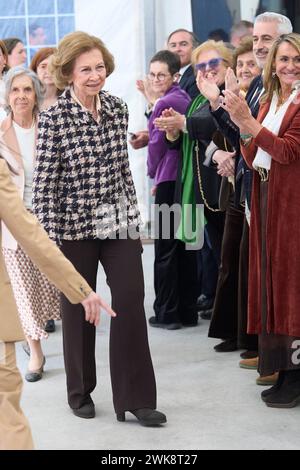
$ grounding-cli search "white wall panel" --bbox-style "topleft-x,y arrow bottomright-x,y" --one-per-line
240,0 -> 260,21
154,0 -> 193,49
74,0 -> 149,222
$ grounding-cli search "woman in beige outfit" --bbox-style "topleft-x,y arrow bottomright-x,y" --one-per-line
0,157 -> 115,450
0,66 -> 61,381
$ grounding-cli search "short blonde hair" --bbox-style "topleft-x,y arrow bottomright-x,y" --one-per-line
191,40 -> 233,71
50,31 -> 115,90
262,33 -> 300,104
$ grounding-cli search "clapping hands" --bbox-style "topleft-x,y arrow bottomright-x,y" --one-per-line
136,78 -> 161,105
220,90 -> 251,128
225,68 -> 240,96
154,108 -> 185,140
196,71 -> 220,109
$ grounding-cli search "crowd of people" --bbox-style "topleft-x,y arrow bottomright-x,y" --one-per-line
1,10 -> 300,450
130,11 -> 300,411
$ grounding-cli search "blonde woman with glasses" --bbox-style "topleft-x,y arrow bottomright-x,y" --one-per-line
155,41 -> 233,326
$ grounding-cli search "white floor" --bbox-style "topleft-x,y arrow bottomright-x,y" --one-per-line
17,245 -> 300,450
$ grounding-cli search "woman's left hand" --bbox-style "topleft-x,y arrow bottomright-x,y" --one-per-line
81,291 -> 116,327
221,90 -> 251,127
225,68 -> 240,96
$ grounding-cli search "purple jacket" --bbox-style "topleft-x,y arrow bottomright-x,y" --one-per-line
147,84 -> 191,184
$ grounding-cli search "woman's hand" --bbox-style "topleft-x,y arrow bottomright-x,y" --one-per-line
151,186 -> 157,197
196,71 -> 220,109
81,291 -> 116,327
213,149 -> 236,178
221,90 -> 252,127
154,108 -> 185,132
129,130 -> 149,150
225,68 -> 240,96
221,90 -> 263,138
136,78 -> 160,104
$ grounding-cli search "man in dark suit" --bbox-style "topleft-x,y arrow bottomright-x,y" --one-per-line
167,29 -> 199,99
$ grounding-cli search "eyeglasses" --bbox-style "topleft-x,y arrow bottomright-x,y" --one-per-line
148,72 -> 172,82
195,58 -> 223,73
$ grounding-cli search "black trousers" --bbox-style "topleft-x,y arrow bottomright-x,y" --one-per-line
60,237 -> 156,414
197,228 -> 219,298
154,181 -> 198,325
204,208 -> 225,266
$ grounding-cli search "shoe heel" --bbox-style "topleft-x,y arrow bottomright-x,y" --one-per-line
116,412 -> 125,422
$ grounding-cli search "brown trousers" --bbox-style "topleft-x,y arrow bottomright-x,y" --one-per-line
208,202 -> 244,340
0,342 -> 34,450
60,238 -> 156,414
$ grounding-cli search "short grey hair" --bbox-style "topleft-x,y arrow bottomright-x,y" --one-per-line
4,66 -> 45,114
255,12 -> 293,36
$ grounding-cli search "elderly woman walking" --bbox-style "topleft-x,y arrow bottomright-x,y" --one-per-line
33,32 -> 166,425
0,67 -> 61,382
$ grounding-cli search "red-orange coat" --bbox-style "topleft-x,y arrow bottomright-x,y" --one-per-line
242,98 -> 300,337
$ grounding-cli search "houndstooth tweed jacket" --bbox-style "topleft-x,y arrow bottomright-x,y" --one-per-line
32,88 -> 140,243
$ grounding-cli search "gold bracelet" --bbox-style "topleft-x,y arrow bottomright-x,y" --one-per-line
166,132 -> 180,142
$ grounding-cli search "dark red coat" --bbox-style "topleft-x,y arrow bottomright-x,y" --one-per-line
242,98 -> 300,337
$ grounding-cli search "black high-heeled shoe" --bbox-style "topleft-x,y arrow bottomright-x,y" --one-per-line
117,408 -> 167,426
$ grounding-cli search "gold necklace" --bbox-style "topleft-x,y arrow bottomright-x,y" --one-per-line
278,92 -> 290,106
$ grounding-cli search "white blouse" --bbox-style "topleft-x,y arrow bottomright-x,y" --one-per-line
13,120 -> 36,209
253,91 -> 297,171
0,80 -> 7,123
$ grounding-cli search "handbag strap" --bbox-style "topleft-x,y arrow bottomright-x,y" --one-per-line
195,142 -> 222,213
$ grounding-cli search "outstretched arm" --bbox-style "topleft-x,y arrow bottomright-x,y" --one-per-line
0,160 -> 116,326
